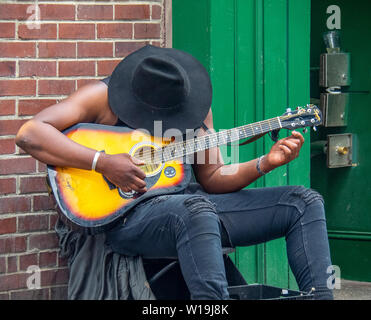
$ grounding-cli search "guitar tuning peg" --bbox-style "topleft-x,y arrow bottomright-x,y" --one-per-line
313,126 -> 317,132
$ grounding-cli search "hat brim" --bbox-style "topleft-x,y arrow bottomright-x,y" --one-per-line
108,45 -> 212,136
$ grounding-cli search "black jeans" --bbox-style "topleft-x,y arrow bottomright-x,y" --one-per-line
105,183 -> 334,300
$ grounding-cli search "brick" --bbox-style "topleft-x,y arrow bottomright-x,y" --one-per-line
20,176 -> 48,194
0,257 -> 5,274
97,59 -> 121,76
0,273 -> 28,291
0,61 -> 16,77
58,255 -> 68,268
78,42 -> 113,58
0,217 -> 17,235
134,23 -> 161,39
97,23 -> 132,39
41,268 -> 69,286
0,197 -> 31,214
11,288 -> 50,300
76,78 -> 98,89
18,23 -> 57,40
0,178 -> 16,195
115,41 -> 147,57
39,251 -> 57,268
0,236 -> 27,254
38,80 -> 75,96
0,139 -> 16,155
49,213 -> 58,230
0,42 -> 36,58
37,161 -> 47,173
19,99 -> 57,116
0,157 -> 36,175
0,119 -> 28,135
151,41 -> 162,47
59,61 -> 95,77
33,195 -> 56,212
152,5 -> 162,19
29,233 -> 59,250
50,286 -> 68,300
59,23 -> 95,40
7,256 -> 17,273
115,5 -> 150,20
0,4 -> 29,20
39,42 -> 76,58
0,23 -> 15,38
18,214 -> 49,232
39,4 -> 75,21
19,61 -> 56,77
77,5 -> 113,20
0,100 -> 15,116
19,253 -> 38,271
0,80 -> 36,96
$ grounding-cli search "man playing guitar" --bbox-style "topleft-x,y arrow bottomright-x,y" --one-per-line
16,45 -> 333,300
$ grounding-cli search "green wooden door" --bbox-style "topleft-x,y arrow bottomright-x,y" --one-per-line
310,0 -> 371,282
173,0 -> 311,289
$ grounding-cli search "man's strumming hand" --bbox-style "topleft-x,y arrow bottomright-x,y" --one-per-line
96,153 -> 147,193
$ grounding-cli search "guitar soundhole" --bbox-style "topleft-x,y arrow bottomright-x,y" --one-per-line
132,145 -> 162,176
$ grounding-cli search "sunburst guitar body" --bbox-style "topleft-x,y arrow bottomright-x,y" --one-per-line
47,123 -> 192,233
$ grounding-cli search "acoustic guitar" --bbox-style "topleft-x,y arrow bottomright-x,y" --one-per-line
47,105 -> 322,233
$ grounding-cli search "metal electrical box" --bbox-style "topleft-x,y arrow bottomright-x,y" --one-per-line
320,53 -> 351,87
320,93 -> 349,127
327,133 -> 353,168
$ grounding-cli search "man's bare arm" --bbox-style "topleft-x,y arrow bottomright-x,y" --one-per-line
16,81 -> 147,193
16,81 -> 110,170
192,109 -> 304,193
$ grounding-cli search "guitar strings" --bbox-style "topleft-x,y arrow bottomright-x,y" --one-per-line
137,117 -> 281,164
135,117 -> 283,164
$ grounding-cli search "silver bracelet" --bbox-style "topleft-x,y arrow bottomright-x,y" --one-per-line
91,151 -> 101,171
256,155 -> 268,176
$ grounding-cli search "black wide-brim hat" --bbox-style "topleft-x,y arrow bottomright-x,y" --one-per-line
108,45 -> 212,136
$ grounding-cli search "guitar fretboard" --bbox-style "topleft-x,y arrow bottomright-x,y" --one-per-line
158,117 -> 282,162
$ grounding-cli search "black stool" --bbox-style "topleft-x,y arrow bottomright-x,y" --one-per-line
142,247 -> 247,299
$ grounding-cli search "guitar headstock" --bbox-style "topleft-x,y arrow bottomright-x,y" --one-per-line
279,104 -> 322,131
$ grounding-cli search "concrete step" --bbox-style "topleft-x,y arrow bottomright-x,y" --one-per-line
333,279 -> 371,300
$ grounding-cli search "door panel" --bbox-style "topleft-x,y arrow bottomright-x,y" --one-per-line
310,0 -> 371,281
173,0 -> 311,289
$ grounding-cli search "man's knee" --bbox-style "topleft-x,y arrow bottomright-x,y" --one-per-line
281,186 -> 325,220
183,195 -> 217,215
174,195 -> 221,237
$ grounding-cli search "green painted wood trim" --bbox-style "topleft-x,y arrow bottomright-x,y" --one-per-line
328,230 -> 371,241
287,0 -> 311,291
262,0 -> 290,289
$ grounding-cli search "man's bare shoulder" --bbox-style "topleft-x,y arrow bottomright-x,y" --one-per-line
33,80 -> 118,131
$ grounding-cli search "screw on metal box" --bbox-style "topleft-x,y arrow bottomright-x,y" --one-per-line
327,133 -> 353,168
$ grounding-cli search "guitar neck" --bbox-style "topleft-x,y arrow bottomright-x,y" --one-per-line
161,117 -> 283,162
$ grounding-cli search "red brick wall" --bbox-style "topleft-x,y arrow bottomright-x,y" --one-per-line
0,0 -> 167,300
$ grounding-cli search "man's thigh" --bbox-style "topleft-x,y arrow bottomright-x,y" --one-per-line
105,193 -> 218,258
199,185 -> 305,247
